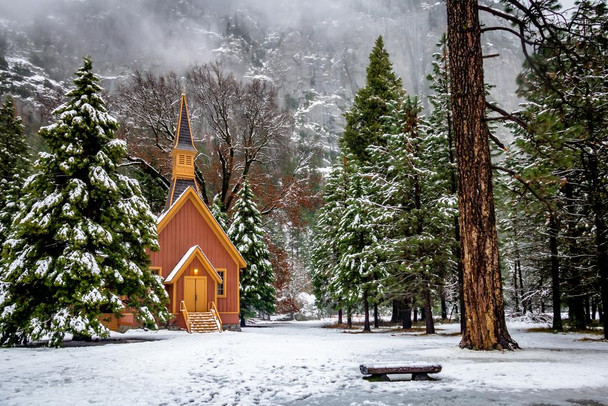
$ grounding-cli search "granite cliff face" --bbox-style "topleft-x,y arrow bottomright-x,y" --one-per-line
0,0 -> 523,163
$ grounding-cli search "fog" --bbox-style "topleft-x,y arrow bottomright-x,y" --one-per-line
0,0 -> 578,123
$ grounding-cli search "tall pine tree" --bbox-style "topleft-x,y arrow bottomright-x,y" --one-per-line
0,57 -> 169,347
0,96 -> 30,245
228,179 -> 276,326
340,35 -> 403,163
310,161 -> 349,321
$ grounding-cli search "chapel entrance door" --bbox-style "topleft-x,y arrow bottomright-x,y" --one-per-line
184,277 -> 207,312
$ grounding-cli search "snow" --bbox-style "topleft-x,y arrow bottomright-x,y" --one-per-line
164,245 -> 198,283
0,321 -> 606,405
164,245 -> 221,284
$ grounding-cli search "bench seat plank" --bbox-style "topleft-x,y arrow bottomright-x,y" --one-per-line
359,364 -> 442,375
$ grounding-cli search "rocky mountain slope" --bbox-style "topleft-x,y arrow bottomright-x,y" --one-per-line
0,0 -> 525,165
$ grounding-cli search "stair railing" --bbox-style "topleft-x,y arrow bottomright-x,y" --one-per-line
209,301 -> 223,333
180,300 -> 192,334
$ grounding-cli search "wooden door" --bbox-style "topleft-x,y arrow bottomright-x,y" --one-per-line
184,277 -> 207,312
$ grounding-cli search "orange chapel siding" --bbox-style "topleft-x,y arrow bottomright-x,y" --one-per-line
149,198 -> 239,315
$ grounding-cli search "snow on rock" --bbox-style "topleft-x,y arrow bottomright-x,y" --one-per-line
0,321 -> 607,405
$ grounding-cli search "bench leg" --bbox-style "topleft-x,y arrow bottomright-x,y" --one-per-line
411,372 -> 436,381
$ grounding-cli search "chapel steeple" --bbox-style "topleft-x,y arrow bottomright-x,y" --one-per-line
166,90 -> 199,208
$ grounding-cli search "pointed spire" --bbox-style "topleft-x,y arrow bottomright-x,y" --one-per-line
166,91 -> 200,209
174,92 -> 196,151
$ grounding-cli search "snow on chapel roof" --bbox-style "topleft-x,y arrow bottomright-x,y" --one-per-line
164,245 -> 223,284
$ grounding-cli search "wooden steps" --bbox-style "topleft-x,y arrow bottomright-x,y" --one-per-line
189,312 -> 220,333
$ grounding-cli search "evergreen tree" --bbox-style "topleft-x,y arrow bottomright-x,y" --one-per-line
332,157 -> 383,332
340,36 -> 403,163
332,35 -> 402,331
366,96 -> 456,334
228,179 -> 276,326
514,0 -> 608,336
425,34 -> 463,327
0,57 -> 169,347
310,161 -> 349,319
210,193 -> 229,232
0,96 -> 30,244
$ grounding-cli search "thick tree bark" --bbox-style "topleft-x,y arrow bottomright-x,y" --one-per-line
549,215 -> 563,331
440,290 -> 448,321
391,299 -> 406,323
402,298 -> 413,329
447,0 -> 518,350
338,308 -> 343,325
347,307 -> 352,329
363,290 -> 371,332
424,287 -> 436,334
373,303 -> 379,328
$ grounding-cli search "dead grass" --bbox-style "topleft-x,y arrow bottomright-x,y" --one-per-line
576,337 -> 608,342
526,326 -> 605,336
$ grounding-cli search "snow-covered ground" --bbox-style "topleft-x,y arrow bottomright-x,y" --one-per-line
1,320 -> 607,405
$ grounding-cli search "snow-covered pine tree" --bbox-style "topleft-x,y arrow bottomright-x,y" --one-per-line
424,36 -> 462,325
334,36 -> 402,330
366,95 -> 456,334
331,156 -> 383,332
0,96 -> 30,245
0,57 -> 169,347
311,160 -> 350,323
340,35 -> 402,163
210,193 -> 229,232
228,179 -> 276,326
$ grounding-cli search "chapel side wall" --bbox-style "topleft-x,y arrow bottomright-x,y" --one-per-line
216,261 -> 239,315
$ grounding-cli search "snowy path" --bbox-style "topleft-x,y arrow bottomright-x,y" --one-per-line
1,321 -> 607,405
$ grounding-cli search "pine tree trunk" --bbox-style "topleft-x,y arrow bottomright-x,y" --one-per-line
513,260 -> 520,313
391,299 -> 406,323
373,303 -> 379,328
585,119 -> 608,339
590,171 -> 608,338
549,215 -> 563,330
517,257 -> 526,313
413,306 -> 418,323
338,308 -> 343,325
403,298 -> 412,329
441,290 -> 448,321
363,289 -> 371,332
424,287 -> 436,334
447,0 -> 518,350
563,182 -> 587,331
347,307 -> 352,329
240,315 -> 246,327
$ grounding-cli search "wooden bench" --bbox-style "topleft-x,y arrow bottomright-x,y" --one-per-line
359,364 -> 442,381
